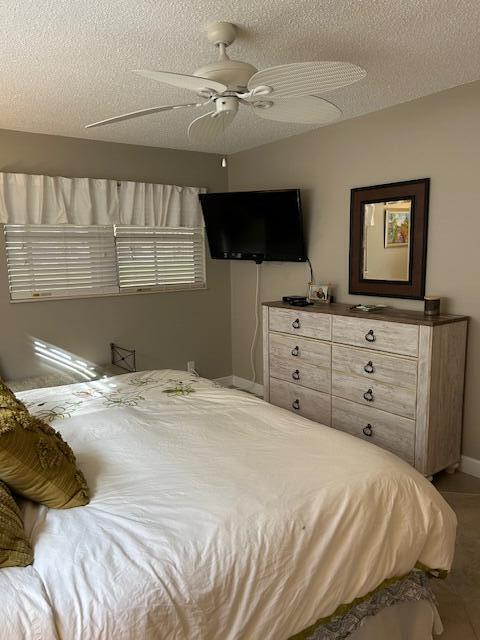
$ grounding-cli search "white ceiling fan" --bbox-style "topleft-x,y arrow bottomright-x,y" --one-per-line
85,21 -> 366,143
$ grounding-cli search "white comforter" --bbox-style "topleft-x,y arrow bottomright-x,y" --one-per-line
2,370 -> 455,640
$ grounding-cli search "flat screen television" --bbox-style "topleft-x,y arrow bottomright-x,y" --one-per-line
199,189 -> 307,263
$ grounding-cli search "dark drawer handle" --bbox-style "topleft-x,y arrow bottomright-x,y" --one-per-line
292,369 -> 300,381
363,388 -> 374,402
364,361 -> 375,374
363,424 -> 373,437
292,319 -> 301,329
291,345 -> 299,357
365,329 -> 376,342
292,399 -> 300,410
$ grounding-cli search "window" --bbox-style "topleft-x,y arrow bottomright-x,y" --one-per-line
3,224 -> 206,301
4,225 -> 118,300
115,226 -> 206,293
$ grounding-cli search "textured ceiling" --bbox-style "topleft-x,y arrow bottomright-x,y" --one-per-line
2,0 -> 480,154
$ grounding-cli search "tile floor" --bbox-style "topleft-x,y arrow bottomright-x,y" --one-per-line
432,471 -> 480,639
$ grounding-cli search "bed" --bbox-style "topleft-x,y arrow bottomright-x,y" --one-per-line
2,370 -> 455,640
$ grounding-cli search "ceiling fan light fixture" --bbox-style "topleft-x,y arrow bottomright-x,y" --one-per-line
214,95 -> 239,114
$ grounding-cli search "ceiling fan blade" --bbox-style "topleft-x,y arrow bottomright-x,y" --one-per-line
188,110 -> 237,143
254,95 -> 341,125
248,62 -> 366,99
133,69 -> 227,94
85,102 -> 204,129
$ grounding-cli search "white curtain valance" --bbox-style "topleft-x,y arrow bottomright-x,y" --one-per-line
0,173 -> 205,227
118,181 -> 204,227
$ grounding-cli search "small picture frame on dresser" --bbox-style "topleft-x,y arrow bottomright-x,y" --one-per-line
307,282 -> 331,304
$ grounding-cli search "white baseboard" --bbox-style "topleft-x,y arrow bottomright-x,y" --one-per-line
214,375 -> 264,397
460,455 -> 480,478
232,375 -> 264,396
213,375 -> 233,387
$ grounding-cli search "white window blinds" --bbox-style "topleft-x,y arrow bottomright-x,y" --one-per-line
115,226 -> 206,292
4,225 -> 118,300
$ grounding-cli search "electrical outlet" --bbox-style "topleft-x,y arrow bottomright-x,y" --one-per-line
187,360 -> 196,373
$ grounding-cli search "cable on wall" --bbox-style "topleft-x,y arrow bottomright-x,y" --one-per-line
306,256 -> 314,282
249,262 -> 261,389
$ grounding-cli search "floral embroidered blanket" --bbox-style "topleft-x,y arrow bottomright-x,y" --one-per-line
0,370 -> 455,640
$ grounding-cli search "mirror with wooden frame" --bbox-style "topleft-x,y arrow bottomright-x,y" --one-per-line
349,178 -> 430,299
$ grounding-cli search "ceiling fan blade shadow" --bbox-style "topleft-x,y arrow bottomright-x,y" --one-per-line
85,102 -> 205,129
133,70 -> 227,94
248,61 -> 366,99
188,110 -> 237,143
254,95 -> 341,125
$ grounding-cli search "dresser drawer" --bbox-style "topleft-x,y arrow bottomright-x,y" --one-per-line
270,378 -> 331,426
332,371 -> 416,419
332,344 -> 417,389
332,316 -> 419,357
269,307 -> 331,340
269,332 -> 331,368
332,397 -> 415,464
270,355 -> 330,393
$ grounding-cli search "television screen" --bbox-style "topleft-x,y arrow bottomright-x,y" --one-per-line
199,189 -> 306,263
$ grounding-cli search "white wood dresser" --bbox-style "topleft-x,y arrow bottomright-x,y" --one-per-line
262,302 -> 468,477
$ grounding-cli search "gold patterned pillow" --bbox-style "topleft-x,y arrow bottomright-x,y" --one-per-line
0,480 -> 33,568
0,380 -> 89,509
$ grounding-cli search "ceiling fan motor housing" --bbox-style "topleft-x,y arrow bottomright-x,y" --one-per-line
194,22 -> 258,91
193,59 -> 257,92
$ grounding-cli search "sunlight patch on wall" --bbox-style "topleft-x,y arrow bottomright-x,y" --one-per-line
33,339 -> 99,381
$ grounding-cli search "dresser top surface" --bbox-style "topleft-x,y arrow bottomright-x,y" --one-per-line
263,301 -> 468,327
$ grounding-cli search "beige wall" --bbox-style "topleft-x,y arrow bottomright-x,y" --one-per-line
0,129 -> 231,381
228,80 -> 480,460
1,82 -> 479,458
